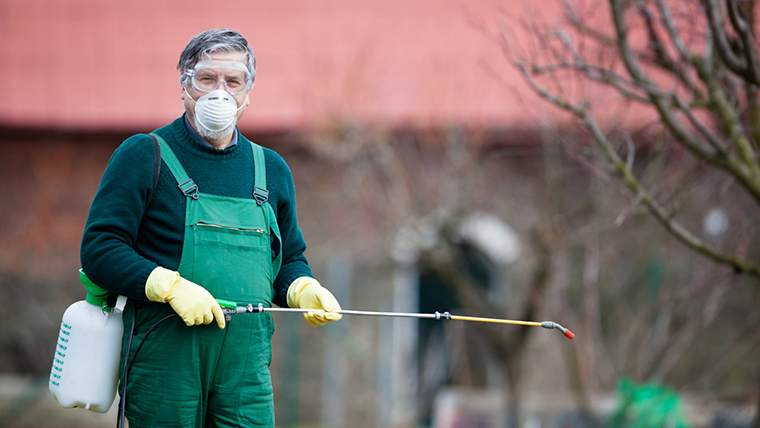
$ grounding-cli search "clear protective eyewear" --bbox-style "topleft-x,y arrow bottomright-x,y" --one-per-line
185,61 -> 254,95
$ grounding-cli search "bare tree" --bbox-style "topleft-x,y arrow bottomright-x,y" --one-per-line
499,0 -> 760,276
489,0 -> 760,425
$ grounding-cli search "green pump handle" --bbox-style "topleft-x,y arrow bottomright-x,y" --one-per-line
215,299 -> 238,310
79,269 -> 112,310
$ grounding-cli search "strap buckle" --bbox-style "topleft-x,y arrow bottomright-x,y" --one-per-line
253,186 -> 269,206
178,179 -> 199,200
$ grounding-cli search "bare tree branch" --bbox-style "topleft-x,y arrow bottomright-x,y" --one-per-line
746,83 -> 760,150
623,133 -> 635,171
638,2 -> 699,94
610,6 -> 724,162
531,61 -> 653,103
703,0 -> 753,81
513,54 -> 760,275
726,0 -> 760,83
562,0 -> 705,96
613,0 -> 760,204
654,0 -> 691,62
673,96 -> 728,153
527,13 -> 730,166
500,0 -> 760,275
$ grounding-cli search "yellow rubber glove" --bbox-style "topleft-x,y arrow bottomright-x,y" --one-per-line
145,266 -> 225,329
287,277 -> 343,327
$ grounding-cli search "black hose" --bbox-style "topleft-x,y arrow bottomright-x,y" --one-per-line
116,301 -> 136,428
117,301 -> 177,428
126,313 -> 177,374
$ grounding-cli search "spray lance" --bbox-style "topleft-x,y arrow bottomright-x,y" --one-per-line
216,299 -> 575,340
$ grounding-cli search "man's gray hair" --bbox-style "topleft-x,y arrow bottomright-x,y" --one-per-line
177,29 -> 256,87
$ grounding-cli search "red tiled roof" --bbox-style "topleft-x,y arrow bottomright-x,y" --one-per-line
0,0 -> 564,131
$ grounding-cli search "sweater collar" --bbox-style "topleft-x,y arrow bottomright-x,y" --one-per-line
183,114 -> 239,150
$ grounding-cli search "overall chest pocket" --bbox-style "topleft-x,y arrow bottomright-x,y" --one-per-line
189,221 -> 275,302
193,221 -> 269,250
193,221 -> 269,249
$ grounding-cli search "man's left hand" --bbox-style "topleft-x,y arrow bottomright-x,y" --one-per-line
287,277 -> 343,326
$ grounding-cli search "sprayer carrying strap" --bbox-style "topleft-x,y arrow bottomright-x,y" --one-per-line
149,133 -> 198,199
148,134 -> 161,194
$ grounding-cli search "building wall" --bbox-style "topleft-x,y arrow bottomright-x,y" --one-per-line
0,0 -> 560,131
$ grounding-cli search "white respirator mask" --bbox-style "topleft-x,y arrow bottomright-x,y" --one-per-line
185,88 -> 247,139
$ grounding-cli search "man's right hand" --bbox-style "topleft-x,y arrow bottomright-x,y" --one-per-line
145,267 -> 225,329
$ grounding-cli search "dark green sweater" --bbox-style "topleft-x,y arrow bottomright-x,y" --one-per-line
80,116 -> 312,307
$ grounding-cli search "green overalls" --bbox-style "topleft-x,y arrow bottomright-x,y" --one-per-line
121,134 -> 282,428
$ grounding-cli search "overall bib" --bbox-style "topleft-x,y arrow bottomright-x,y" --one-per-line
122,134 -> 282,428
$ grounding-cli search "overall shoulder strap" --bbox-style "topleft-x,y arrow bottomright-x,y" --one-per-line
250,141 -> 268,206
249,140 -> 281,270
150,133 -> 199,200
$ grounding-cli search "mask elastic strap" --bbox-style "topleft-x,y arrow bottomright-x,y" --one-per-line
238,94 -> 249,112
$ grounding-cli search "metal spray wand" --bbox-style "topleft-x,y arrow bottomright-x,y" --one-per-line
217,300 -> 575,340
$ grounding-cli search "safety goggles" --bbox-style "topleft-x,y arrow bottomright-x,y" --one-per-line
184,61 -> 254,95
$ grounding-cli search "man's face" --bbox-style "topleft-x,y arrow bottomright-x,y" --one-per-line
181,50 -> 252,131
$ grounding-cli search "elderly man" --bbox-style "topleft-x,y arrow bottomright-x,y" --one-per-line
80,28 -> 341,427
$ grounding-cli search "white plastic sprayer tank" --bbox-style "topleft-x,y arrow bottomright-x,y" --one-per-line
49,269 -> 123,413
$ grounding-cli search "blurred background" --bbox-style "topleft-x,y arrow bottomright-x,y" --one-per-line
1,0 -> 759,427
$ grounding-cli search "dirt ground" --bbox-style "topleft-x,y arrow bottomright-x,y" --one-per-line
0,375 -> 117,428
